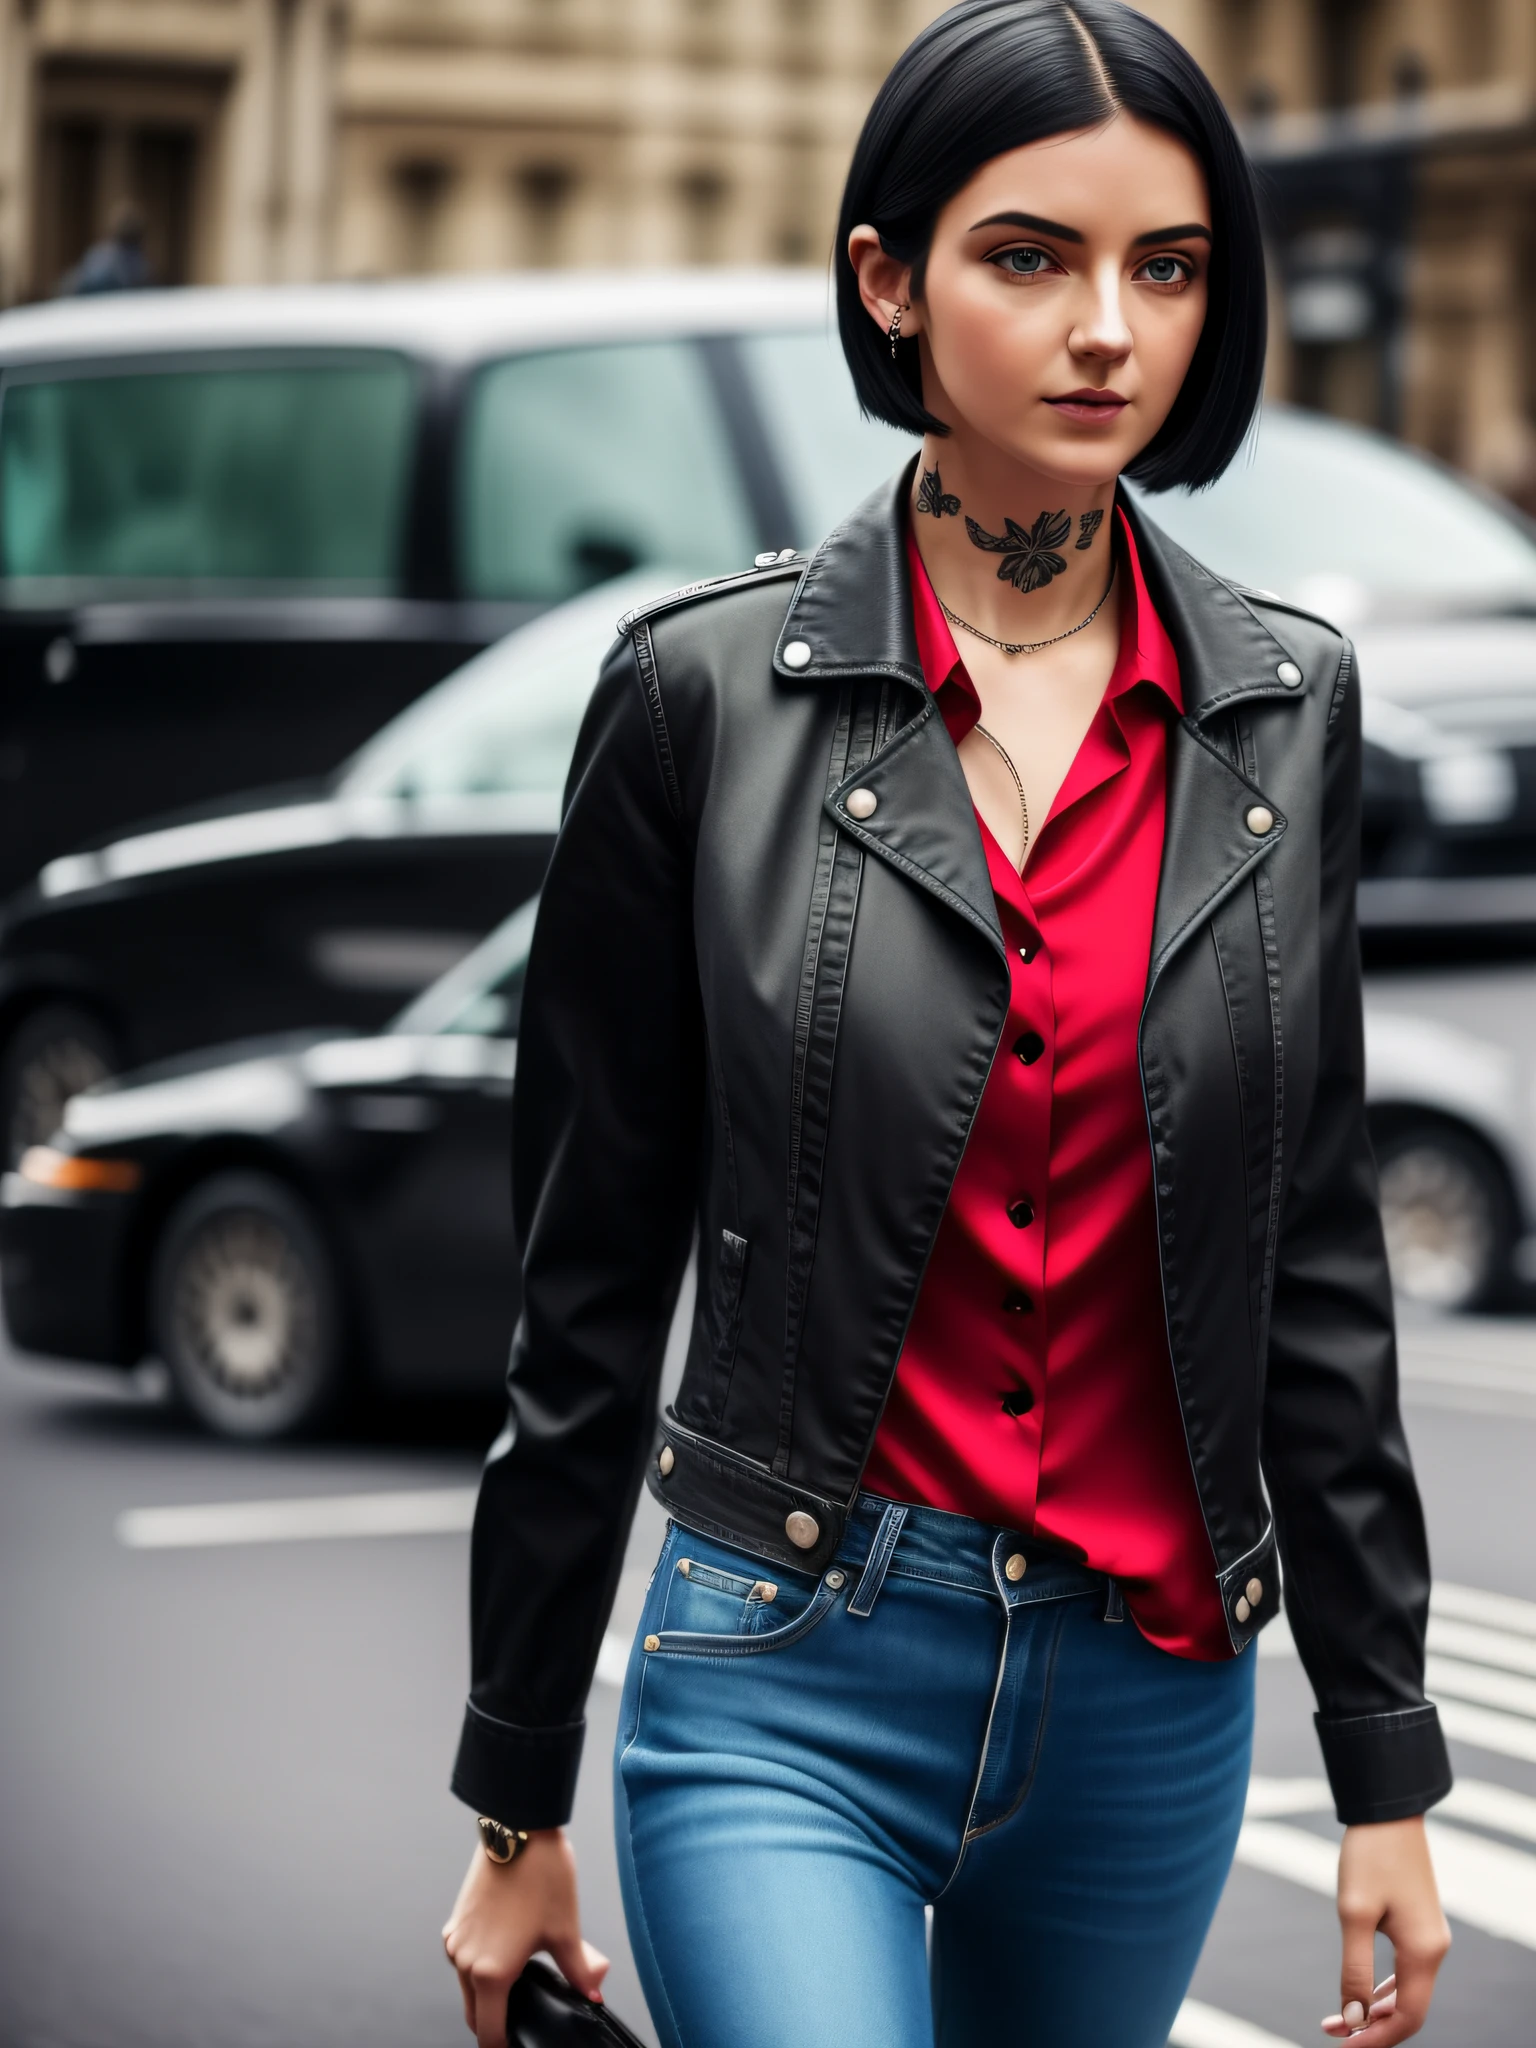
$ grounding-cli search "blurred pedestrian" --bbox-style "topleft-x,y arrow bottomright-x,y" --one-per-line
443,5 -> 1452,2046
60,200 -> 152,295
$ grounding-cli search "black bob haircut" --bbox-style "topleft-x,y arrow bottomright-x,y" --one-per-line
835,0 -> 1266,492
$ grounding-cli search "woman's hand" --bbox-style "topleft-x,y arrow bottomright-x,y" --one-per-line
443,1828 -> 610,2048
1321,1818 -> 1450,2042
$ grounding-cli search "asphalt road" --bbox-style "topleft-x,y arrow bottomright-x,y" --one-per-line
3,1303 -> 1535,2048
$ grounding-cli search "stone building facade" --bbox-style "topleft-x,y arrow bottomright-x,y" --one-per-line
0,0 -> 1532,498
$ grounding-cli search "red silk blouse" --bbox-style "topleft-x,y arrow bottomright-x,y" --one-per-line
861,508 -> 1231,1659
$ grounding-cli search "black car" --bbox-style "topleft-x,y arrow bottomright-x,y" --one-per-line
0,569 -> 685,1161
0,273 -> 910,894
0,902 -> 534,1439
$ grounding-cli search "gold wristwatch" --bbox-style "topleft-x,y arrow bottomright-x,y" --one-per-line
477,1816 -> 531,1866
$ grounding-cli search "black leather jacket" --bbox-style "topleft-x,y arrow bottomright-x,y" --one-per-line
453,469 -> 1451,1832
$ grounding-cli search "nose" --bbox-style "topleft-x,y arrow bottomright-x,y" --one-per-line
1069,258 -> 1133,363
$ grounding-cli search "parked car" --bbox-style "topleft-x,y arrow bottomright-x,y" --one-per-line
0,272 -> 913,895
0,568 -> 680,1160
1364,969 -> 1536,1312
0,900 -> 537,1438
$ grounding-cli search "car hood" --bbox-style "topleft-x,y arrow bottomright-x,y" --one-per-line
62,1028 -> 516,1147
31,782 -> 561,904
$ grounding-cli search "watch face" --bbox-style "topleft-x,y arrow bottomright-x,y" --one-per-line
478,1818 -> 513,1863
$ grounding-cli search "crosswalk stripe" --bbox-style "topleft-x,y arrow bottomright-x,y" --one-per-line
1429,1616 -> 1536,1678
1237,1813 -> 1536,1950
1434,1582 -> 1536,1638
1169,1998 -> 1302,2048
1434,1696 -> 1536,1764
1428,1652 -> 1536,1719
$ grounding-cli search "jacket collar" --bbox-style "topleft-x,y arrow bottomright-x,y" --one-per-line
774,456 -> 1315,723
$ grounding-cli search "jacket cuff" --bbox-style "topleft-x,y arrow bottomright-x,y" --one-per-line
1315,1703 -> 1453,1825
450,1701 -> 585,1831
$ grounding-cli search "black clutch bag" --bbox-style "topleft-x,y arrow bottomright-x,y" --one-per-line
506,1960 -> 648,2048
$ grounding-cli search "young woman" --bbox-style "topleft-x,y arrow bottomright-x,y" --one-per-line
443,6 -> 1452,2044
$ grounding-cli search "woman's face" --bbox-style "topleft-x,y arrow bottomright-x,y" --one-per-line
891,116 -> 1213,487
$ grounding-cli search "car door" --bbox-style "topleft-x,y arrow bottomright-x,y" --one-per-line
0,348 -> 494,896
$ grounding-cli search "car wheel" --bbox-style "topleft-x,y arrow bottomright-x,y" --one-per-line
1376,1121 -> 1514,1314
153,1172 -> 345,1441
1,1003 -> 117,1165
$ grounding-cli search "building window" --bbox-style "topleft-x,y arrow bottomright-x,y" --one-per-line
1315,0 -> 1378,110
392,158 -> 454,273
517,164 -> 575,268
678,169 -> 728,265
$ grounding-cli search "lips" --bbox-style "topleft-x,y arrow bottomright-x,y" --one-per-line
1046,390 -> 1129,422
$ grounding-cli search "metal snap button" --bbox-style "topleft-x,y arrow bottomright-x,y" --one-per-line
825,1570 -> 845,1590
785,1510 -> 820,1549
776,548 -> 798,563
1276,660 -> 1303,687
782,640 -> 812,669
845,787 -> 878,819
1234,1596 -> 1252,1624
1246,1578 -> 1264,1604
677,1558 -> 691,1576
658,1445 -> 675,1477
754,551 -> 779,568
1245,805 -> 1275,836
1004,1552 -> 1028,1582
644,1634 -> 661,1652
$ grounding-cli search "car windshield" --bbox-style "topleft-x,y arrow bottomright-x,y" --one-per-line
1131,407 -> 1536,624
391,896 -> 539,1038
0,354 -> 416,602
340,567 -> 682,803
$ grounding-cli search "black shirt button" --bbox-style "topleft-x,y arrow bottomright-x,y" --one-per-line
1013,1030 -> 1046,1065
1003,1289 -> 1034,1315
1000,1387 -> 1034,1416
1007,1197 -> 1035,1229
1017,937 -> 1039,963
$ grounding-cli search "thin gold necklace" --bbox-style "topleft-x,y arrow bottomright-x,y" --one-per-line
972,723 -> 1030,856
937,563 -> 1116,656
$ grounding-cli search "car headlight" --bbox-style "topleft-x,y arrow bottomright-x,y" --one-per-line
19,1146 -> 141,1192
1419,748 -> 1518,827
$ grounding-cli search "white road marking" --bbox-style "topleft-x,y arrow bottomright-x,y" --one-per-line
1429,1615 -> 1536,1677
1169,1998 -> 1303,2048
1434,1697 -> 1536,1765
1237,1812 -> 1536,1950
1434,1581 -> 1536,1639
1427,1652 -> 1536,1719
116,1486 -> 477,1548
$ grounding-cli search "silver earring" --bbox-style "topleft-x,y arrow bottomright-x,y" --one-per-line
888,304 -> 907,358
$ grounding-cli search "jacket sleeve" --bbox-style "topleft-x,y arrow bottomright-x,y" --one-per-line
1261,640 -> 1452,1826
451,631 -> 702,1829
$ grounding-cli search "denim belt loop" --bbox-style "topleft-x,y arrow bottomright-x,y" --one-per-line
1103,1576 -> 1125,1623
847,1501 -> 908,1618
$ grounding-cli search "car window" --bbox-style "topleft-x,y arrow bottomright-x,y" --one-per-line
393,895 -> 539,1038
736,327 -> 917,548
1132,407 -> 1536,623
459,341 -> 756,602
0,354 -> 415,603
341,567 -> 681,803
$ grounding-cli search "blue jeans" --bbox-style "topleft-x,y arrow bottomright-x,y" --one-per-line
615,1494 -> 1254,2048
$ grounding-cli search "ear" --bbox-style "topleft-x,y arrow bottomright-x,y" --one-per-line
846,225 -> 922,340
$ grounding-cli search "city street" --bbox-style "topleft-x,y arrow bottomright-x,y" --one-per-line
2,1300 -> 1534,2048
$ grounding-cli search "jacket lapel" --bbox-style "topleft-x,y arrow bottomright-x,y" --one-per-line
775,462 -> 1005,963
1120,498 -> 1313,991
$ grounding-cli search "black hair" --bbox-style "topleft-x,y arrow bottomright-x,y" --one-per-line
834,0 -> 1266,490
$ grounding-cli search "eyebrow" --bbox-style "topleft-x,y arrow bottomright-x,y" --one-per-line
968,211 -> 1213,248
